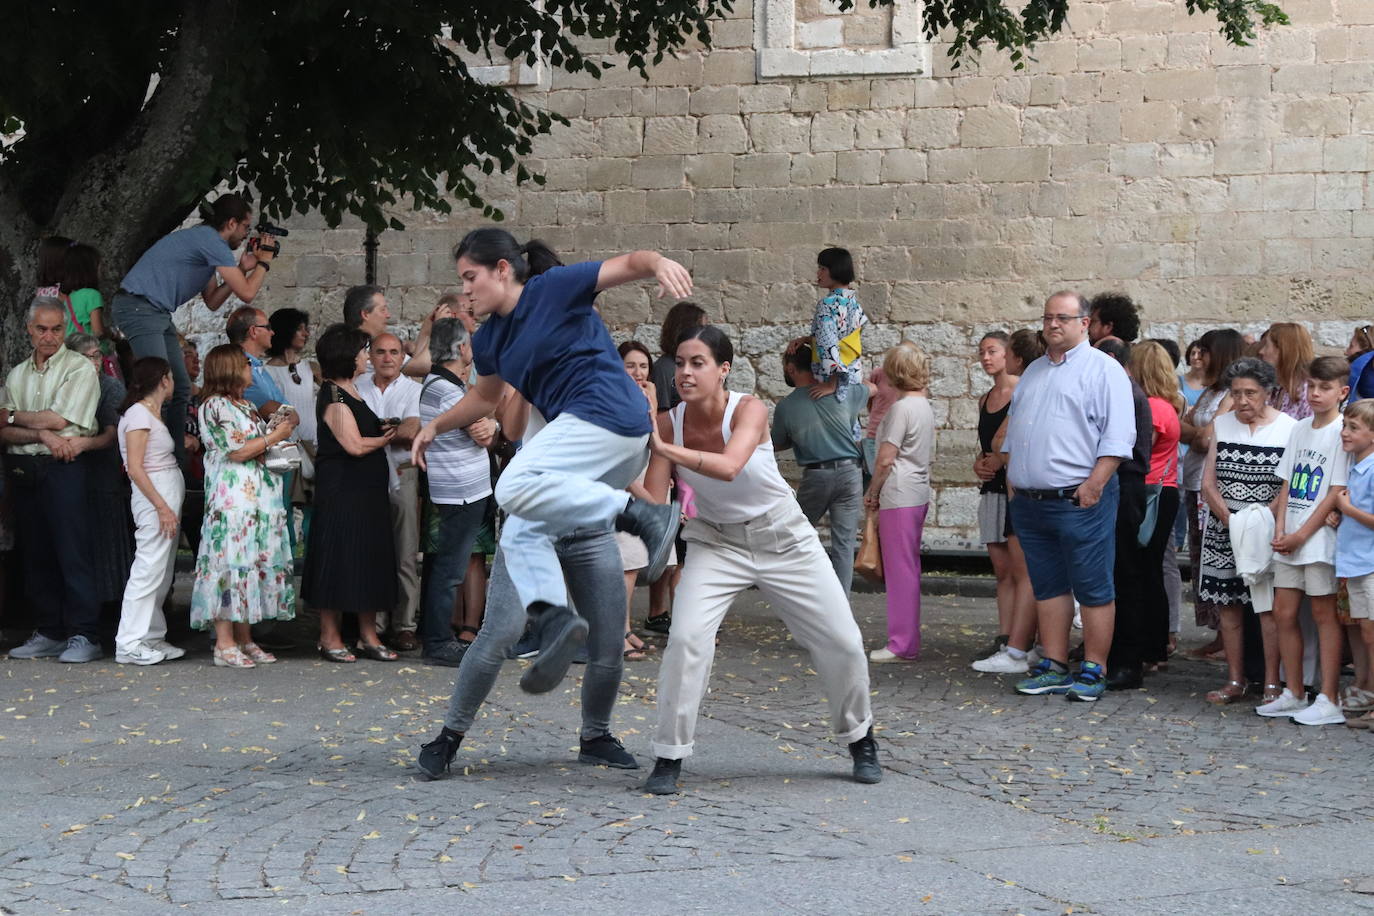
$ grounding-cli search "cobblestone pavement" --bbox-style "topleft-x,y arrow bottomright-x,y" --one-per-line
1,587 -> 1371,914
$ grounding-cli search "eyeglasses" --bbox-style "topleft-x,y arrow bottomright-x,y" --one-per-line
288,362 -> 301,385
1042,314 -> 1086,325
253,324 -> 271,331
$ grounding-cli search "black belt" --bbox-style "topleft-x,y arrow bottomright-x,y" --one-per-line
802,457 -> 861,470
1016,486 -> 1079,501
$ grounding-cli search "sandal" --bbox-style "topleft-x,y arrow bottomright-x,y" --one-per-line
1345,711 -> 1374,729
624,631 -> 654,661
1339,685 -> 1374,712
238,642 -> 277,664
457,625 -> 480,646
354,642 -> 399,662
213,645 -> 256,669
1206,680 -> 1246,705
317,644 -> 356,663
643,613 -> 671,635
1261,683 -> 1284,704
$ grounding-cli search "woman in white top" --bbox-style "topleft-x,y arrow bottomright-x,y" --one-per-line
863,342 -> 936,663
615,339 -> 667,661
641,326 -> 880,795
114,357 -> 187,666
264,308 -> 320,447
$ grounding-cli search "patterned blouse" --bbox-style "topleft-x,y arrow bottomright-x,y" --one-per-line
810,288 -> 868,401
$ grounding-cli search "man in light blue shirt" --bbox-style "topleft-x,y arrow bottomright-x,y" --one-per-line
1002,290 -> 1135,702
226,306 -> 289,420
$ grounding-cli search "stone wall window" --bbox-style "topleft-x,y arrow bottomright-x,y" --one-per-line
756,0 -> 928,78
439,23 -> 550,90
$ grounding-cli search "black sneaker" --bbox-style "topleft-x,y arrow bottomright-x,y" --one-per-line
849,729 -> 882,785
578,734 -> 639,769
423,639 -> 469,668
642,613 -> 672,635
519,605 -> 588,694
642,757 -> 682,795
416,730 -> 463,780
616,499 -> 681,583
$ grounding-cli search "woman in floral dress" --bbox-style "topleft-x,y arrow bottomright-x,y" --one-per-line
191,345 -> 299,668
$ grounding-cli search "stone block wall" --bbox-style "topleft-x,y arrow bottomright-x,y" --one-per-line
184,0 -> 1374,548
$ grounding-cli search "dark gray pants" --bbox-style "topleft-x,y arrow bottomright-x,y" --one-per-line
795,462 -> 863,595
443,526 -> 625,741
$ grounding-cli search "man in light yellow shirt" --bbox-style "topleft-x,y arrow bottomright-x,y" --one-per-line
2,297 -> 104,663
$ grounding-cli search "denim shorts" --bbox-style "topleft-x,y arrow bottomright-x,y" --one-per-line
1009,476 -> 1119,606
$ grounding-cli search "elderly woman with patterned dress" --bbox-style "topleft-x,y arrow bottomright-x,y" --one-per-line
1198,357 -> 1297,704
190,345 -> 298,668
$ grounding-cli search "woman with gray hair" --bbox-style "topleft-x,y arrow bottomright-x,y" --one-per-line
416,318 -> 499,666
1199,357 -> 1297,705
67,332 -> 136,615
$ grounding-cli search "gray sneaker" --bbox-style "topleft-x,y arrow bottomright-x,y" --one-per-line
58,635 -> 103,664
9,632 -> 67,659
150,640 -> 186,661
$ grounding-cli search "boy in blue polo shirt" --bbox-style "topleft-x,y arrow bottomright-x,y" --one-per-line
1335,398 -> 1374,729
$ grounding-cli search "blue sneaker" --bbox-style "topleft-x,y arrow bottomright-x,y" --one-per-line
1066,661 -> 1107,702
1014,659 -> 1074,695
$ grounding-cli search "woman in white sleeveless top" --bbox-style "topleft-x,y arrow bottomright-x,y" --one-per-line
640,326 -> 880,795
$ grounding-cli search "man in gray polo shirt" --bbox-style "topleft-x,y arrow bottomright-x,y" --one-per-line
772,339 -> 871,595
112,193 -> 276,462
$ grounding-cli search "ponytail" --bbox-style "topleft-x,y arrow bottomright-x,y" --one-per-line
454,227 -> 562,282
520,239 -> 563,277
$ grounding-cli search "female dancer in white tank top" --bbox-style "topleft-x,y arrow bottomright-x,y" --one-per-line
640,326 -> 881,794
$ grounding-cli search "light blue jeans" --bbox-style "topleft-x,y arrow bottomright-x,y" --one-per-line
444,529 -> 626,740
494,413 -> 648,609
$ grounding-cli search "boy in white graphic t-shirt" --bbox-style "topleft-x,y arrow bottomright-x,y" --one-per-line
1259,357 -> 1351,725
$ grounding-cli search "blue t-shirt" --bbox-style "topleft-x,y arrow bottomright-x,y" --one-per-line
121,225 -> 237,313
1349,351 -> 1374,401
243,350 -> 285,410
470,261 -> 651,438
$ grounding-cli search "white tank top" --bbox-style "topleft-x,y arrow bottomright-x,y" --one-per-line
671,391 -> 793,523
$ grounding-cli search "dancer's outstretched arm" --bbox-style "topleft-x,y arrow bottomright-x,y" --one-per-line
648,396 -> 769,482
596,251 -> 693,299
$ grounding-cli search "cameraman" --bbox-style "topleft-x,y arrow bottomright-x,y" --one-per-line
111,193 -> 277,464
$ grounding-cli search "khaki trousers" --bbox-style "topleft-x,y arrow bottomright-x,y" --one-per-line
389,466 -> 422,632
651,498 -> 873,760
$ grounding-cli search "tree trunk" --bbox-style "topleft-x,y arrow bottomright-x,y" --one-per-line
0,0 -> 240,371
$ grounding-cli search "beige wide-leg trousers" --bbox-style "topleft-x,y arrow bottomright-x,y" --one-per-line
651,498 -> 874,760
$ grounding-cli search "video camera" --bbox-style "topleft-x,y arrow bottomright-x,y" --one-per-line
249,222 -> 289,256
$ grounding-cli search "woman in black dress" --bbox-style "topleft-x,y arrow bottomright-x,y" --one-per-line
303,325 -> 399,662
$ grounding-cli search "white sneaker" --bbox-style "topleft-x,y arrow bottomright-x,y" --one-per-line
150,640 -> 186,661
972,647 -> 1030,674
115,644 -> 167,666
1072,609 -> 1083,630
1293,693 -> 1346,726
869,647 -> 906,663
1255,689 -> 1306,717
